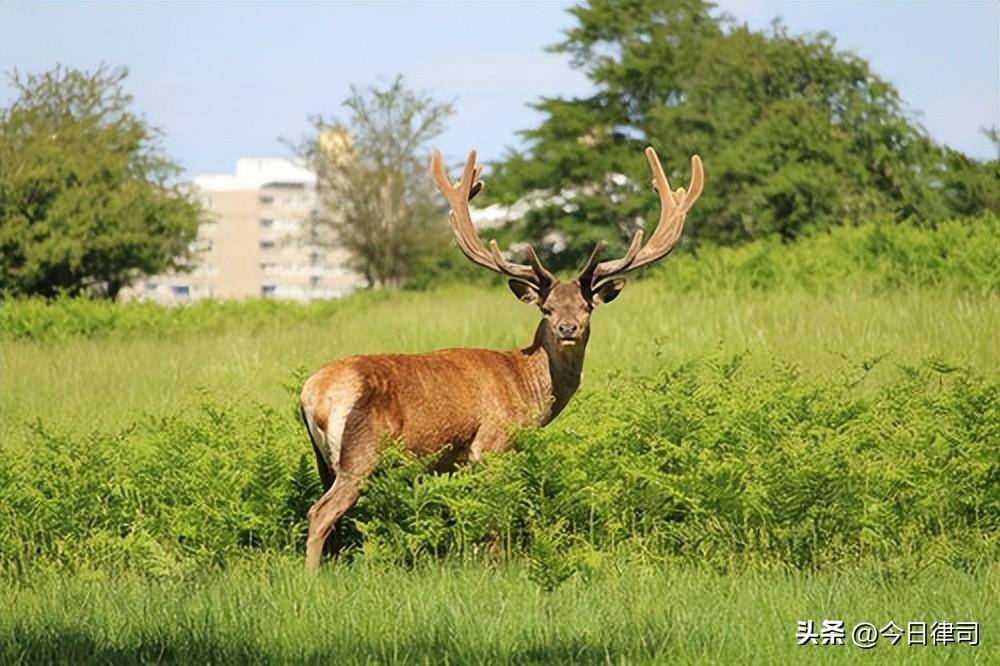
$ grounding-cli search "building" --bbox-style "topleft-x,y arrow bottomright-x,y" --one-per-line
127,157 -> 364,304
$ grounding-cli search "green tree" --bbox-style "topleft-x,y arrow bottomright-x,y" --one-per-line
937,128 -> 1000,217
0,64 -> 200,299
486,0 -> 994,272
300,76 -> 454,289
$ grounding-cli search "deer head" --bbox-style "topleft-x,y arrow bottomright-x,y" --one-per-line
431,147 -> 704,350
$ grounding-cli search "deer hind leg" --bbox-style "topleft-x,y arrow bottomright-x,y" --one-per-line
305,475 -> 361,570
305,402 -> 380,570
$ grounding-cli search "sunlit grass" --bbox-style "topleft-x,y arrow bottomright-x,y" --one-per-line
3,282 -> 996,444
3,559 -> 996,664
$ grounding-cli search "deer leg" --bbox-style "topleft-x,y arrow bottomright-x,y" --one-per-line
466,424 -> 512,559
305,475 -> 361,570
467,424 -> 511,463
305,406 -> 379,570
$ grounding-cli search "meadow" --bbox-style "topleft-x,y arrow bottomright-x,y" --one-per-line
0,217 -> 997,663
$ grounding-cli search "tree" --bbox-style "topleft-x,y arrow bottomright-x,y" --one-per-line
937,128 -> 1000,217
0,64 -> 200,299
485,0 -> 994,272
300,76 -> 454,289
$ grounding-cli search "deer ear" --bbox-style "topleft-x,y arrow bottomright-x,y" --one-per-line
508,279 -> 540,304
592,278 -> 627,305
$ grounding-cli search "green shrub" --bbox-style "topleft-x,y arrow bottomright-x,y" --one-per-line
2,355 -> 995,578
663,213 -> 999,295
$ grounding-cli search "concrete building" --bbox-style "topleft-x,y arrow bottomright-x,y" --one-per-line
128,157 -> 364,303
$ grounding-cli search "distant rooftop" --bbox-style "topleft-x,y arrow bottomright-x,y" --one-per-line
193,157 -> 317,192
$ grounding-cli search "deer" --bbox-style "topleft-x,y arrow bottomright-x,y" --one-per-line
299,146 -> 704,569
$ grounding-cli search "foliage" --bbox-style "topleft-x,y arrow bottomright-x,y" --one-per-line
661,213 -> 999,296
1,212 -> 996,642
1,214 -> 994,342
1,355 -> 995,578
484,0 -> 997,272
937,128 -> 1000,217
298,76 -> 455,289
0,64 -> 201,299
0,285 -> 396,342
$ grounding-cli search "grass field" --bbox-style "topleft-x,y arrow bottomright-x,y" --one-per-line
4,560 -> 997,664
0,219 -> 997,662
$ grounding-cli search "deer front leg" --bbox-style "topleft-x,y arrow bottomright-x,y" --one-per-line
466,424 -> 512,464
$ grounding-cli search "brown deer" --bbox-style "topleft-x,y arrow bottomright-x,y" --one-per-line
299,146 -> 703,569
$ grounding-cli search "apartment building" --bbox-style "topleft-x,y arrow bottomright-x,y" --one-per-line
128,157 -> 363,303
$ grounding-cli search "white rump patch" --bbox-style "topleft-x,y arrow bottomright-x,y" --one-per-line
323,378 -> 361,473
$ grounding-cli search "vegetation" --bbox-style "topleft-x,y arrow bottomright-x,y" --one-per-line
4,562 -> 996,664
1,2 -> 995,660
484,0 -> 998,272
299,76 -> 456,289
1,217 -> 996,661
0,64 -> 201,299
2,214 -> 995,341
3,349 -> 995,577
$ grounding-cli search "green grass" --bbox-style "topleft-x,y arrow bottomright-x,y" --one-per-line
3,286 -> 996,441
0,217 -> 997,662
3,560 -> 997,664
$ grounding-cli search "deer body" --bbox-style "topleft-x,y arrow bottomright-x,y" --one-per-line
300,318 -> 586,473
301,147 -> 703,569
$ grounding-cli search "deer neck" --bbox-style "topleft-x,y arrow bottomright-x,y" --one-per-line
518,320 -> 589,426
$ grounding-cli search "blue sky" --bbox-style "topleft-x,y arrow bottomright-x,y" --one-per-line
1,1 -> 997,179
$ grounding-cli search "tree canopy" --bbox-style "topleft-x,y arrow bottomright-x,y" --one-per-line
485,0 -> 997,273
0,64 -> 201,299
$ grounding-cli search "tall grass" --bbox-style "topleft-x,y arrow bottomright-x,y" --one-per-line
3,287 -> 996,442
3,560 -> 997,665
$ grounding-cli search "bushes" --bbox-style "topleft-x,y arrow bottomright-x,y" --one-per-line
355,356 -> 997,575
0,401 -> 314,577
2,355 -> 995,577
663,213 -> 999,296
1,215 -> 996,342
0,287 -> 395,342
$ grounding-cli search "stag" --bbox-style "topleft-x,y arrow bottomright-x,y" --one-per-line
299,146 -> 704,569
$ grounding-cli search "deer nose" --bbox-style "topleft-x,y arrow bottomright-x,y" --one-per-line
557,322 -> 578,337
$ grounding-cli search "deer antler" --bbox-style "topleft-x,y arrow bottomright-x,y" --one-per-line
431,150 -> 555,288
578,147 -> 703,290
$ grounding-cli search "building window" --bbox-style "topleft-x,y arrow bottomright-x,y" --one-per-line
259,240 -> 275,249
172,285 -> 191,300
261,285 -> 277,298
260,218 -> 274,229
259,195 -> 274,205
310,275 -> 321,288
